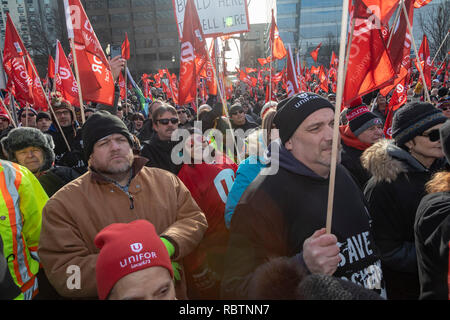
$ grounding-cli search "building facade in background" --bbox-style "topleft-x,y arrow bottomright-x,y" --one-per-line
83,0 -> 180,78
239,23 -> 269,69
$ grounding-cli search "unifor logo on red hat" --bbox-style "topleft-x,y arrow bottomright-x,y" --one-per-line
130,243 -> 143,253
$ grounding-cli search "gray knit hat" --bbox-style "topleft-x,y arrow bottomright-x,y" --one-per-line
1,127 -> 55,172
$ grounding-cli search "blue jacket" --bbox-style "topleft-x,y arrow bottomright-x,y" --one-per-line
224,155 -> 266,228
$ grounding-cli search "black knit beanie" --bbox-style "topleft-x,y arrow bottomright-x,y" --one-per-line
346,104 -> 382,136
82,110 -> 133,161
391,102 -> 447,147
274,92 -> 334,144
439,120 -> 450,162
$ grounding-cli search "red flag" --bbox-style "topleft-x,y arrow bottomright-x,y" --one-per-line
310,43 -> 322,63
343,2 -> 396,105
384,68 -> 409,138
170,73 -> 179,105
153,73 -> 161,88
330,51 -> 338,68
178,0 -> 207,105
245,67 -> 257,74
270,9 -> 287,60
265,84 -> 277,103
271,70 -> 284,83
360,1 -> 399,24
414,0 -> 432,8
206,41 -> 217,95
64,0 -> 114,106
55,40 -> 80,107
310,65 -> 320,75
388,0 -> 414,74
26,56 -> 48,111
48,55 -> 55,79
285,45 -> 299,97
2,13 -> 34,106
416,34 -> 432,89
319,66 -> 329,93
121,32 -> 130,60
258,57 -> 272,66
118,72 -> 126,100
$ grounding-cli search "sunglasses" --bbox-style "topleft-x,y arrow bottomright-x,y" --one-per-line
439,106 -> 450,111
156,118 -> 179,125
177,110 -> 186,114
21,113 -> 36,118
231,110 -> 244,116
421,129 -> 440,142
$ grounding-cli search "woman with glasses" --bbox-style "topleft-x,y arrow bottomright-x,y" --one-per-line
361,102 -> 448,300
177,128 -> 237,299
436,98 -> 450,119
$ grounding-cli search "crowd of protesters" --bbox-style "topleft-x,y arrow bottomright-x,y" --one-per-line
0,53 -> 449,301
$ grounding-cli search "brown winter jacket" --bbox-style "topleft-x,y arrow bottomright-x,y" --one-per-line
38,156 -> 208,299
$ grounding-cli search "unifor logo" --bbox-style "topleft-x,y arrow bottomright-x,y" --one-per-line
130,243 -> 143,253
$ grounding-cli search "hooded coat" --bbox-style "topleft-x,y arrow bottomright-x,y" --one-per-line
361,139 -> 447,299
220,143 -> 385,299
415,172 -> 450,300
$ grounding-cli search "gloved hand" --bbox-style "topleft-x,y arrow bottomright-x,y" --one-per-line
160,237 -> 181,282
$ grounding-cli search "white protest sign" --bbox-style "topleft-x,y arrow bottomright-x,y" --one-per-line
172,0 -> 250,38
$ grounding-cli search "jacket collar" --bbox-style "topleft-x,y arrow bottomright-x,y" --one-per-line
90,156 -> 148,184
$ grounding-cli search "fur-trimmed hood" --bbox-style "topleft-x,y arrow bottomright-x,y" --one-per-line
361,139 -> 427,183
1,127 -> 55,172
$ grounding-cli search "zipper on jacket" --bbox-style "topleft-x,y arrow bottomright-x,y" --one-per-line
129,194 -> 134,210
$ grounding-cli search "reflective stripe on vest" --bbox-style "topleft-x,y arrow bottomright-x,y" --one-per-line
0,161 -> 33,287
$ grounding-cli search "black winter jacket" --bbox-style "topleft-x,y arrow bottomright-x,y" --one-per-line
362,139 -> 446,299
220,143 -> 385,299
141,134 -> 182,175
415,172 -> 450,300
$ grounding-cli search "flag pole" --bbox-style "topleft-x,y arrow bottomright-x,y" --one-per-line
400,0 -> 431,103
26,54 -> 71,152
0,97 -> 16,128
431,30 -> 449,66
204,42 -> 242,164
326,0 -> 350,234
387,3 -> 402,48
124,60 -> 128,107
69,38 -> 86,124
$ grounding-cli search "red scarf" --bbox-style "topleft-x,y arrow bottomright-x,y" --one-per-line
339,125 -> 372,151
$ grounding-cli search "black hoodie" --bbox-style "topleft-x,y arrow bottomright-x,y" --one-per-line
220,144 -> 385,299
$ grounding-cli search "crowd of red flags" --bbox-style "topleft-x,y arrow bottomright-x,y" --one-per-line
0,0 -> 446,140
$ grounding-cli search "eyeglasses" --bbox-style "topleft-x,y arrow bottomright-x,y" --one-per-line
231,110 -> 244,116
177,110 -> 186,114
21,113 -> 36,118
421,129 -> 440,142
156,118 -> 179,125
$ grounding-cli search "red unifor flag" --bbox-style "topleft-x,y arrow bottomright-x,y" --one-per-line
414,0 -> 432,8
383,63 -> 410,138
178,0 -> 207,106
26,54 -> 48,111
245,68 -> 257,74
47,55 -> 55,79
162,80 -> 171,99
55,40 -> 80,107
121,32 -> 130,60
361,0 -> 398,25
388,0 -> 414,74
310,43 -> 322,63
153,73 -> 161,88
3,13 -> 34,106
270,9 -> 287,60
310,65 -> 320,75
205,41 -> 217,95
118,72 -> 126,100
330,51 -> 338,68
285,44 -> 299,98
343,1 -> 396,106
64,0 -> 114,106
272,69 -> 284,83
416,34 -> 432,88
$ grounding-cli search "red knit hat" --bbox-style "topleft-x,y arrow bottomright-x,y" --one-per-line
94,220 -> 173,300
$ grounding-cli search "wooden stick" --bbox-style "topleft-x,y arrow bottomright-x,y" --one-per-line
401,0 -> 431,103
326,0 -> 350,234
0,97 -> 16,128
26,54 -> 72,152
25,103 -> 29,127
431,30 -> 449,66
387,3 -> 402,48
204,41 -> 242,164
70,38 -> 86,124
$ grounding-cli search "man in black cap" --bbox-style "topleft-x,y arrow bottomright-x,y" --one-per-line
228,103 -> 258,132
362,102 -> 447,300
38,110 -> 207,299
221,92 -> 385,299
36,112 -> 52,133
